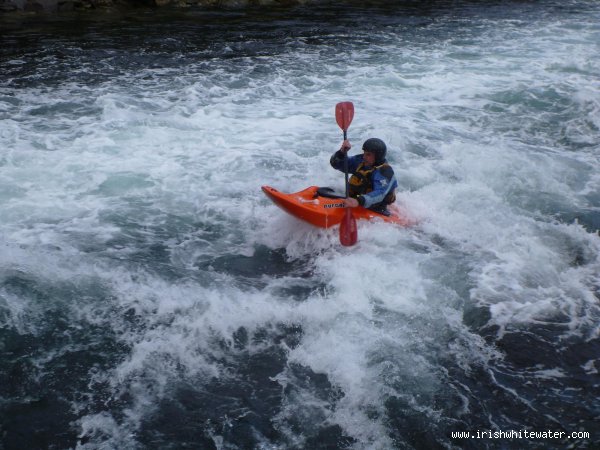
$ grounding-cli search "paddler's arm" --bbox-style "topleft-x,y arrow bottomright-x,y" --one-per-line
330,140 -> 359,172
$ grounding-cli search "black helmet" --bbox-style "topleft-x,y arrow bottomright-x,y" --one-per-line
362,138 -> 387,163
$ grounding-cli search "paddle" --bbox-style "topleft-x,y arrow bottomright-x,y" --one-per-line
335,101 -> 358,246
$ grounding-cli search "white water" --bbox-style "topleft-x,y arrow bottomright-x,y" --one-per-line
1,2 -> 600,448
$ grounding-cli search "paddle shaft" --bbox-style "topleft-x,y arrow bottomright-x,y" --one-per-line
343,129 -> 349,198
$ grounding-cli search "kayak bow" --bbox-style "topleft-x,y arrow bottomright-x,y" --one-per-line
262,185 -> 413,229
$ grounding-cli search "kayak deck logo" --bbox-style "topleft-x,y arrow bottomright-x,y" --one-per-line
324,202 -> 345,209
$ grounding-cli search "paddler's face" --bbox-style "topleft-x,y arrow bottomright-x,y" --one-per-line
363,151 -> 376,166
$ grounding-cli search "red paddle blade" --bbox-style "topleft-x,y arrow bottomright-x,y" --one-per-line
339,208 -> 358,246
335,102 -> 354,131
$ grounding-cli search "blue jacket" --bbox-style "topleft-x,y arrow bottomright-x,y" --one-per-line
330,150 -> 398,209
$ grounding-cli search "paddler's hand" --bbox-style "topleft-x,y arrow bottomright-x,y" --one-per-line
344,197 -> 359,208
340,140 -> 351,153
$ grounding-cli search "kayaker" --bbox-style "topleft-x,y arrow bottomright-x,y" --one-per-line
330,137 -> 398,215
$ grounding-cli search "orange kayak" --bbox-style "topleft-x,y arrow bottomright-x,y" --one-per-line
262,185 -> 413,229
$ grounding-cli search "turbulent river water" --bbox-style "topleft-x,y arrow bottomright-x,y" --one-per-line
1,1 -> 599,449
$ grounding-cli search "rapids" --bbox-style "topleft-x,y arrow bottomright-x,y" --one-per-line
1,1 -> 599,448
